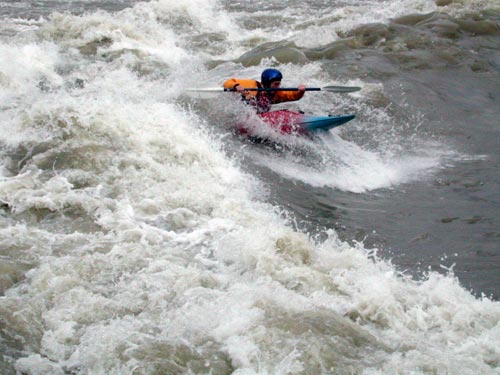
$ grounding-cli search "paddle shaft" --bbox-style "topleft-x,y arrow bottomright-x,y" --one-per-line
225,87 -> 320,92
186,85 -> 360,94
222,85 -> 360,93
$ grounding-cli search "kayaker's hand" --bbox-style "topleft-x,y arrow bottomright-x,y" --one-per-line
234,84 -> 245,93
298,84 -> 306,92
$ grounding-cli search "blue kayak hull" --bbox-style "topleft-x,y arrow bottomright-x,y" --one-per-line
301,114 -> 356,131
257,110 -> 355,135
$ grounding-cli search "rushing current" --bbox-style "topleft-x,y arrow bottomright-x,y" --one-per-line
1,0 -> 499,374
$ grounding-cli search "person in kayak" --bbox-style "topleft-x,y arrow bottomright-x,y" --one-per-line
223,68 -> 306,113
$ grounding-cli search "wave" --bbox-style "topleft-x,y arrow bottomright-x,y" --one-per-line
0,0 -> 499,374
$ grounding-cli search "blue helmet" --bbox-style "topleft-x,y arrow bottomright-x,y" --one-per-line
261,68 -> 283,87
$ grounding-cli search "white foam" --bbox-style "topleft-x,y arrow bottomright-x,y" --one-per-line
0,1 -> 499,375
251,133 -> 452,193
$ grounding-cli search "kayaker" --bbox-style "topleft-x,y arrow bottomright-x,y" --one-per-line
223,68 -> 306,113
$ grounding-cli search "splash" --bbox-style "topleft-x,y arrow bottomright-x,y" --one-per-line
1,1 -> 499,374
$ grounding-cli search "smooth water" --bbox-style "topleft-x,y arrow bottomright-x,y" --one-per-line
0,0 -> 499,374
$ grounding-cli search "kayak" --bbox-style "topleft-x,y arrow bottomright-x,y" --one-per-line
238,110 -> 355,136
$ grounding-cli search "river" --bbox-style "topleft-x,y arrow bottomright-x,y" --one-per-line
1,0 -> 499,374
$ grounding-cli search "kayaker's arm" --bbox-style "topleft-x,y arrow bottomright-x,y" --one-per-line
223,78 -> 260,101
223,78 -> 240,90
274,85 -> 306,103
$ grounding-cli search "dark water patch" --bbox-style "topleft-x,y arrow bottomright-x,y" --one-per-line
239,14 -> 289,31
268,310 -> 390,372
254,29 -> 500,298
0,140 -> 70,177
0,354 -> 14,375
24,206 -> 103,234
392,13 -> 437,26
190,32 -> 229,57
126,341 -> 234,375
393,12 -> 500,36
386,50 -> 442,70
344,23 -> 393,47
0,297 -> 44,355
39,144 -> 112,177
78,36 -> 114,56
0,257 -> 34,295
303,10 -> 499,78
410,12 -> 463,39
0,198 -> 104,236
456,18 -> 499,36
0,143 -> 112,236
441,217 -> 459,223
332,66 -> 499,298
236,41 -> 309,66
436,0 -> 454,5
0,0 -> 138,19
466,215 -> 484,224
4,142 -> 115,179
477,249 -> 500,257
305,35 -> 381,60
210,9 -> 499,76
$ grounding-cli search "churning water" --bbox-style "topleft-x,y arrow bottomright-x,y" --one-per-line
1,0 -> 499,374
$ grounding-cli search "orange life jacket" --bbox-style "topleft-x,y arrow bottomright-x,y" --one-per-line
223,78 -> 304,113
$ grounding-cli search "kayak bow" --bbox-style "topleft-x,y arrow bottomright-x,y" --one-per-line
239,110 -> 355,136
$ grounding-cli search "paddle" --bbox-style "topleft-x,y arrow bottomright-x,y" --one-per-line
186,85 -> 361,94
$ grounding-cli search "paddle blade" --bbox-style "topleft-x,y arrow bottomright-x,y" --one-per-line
185,87 -> 228,92
321,86 -> 361,93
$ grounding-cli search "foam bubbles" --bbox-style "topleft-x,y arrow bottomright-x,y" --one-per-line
1,1 -> 499,374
